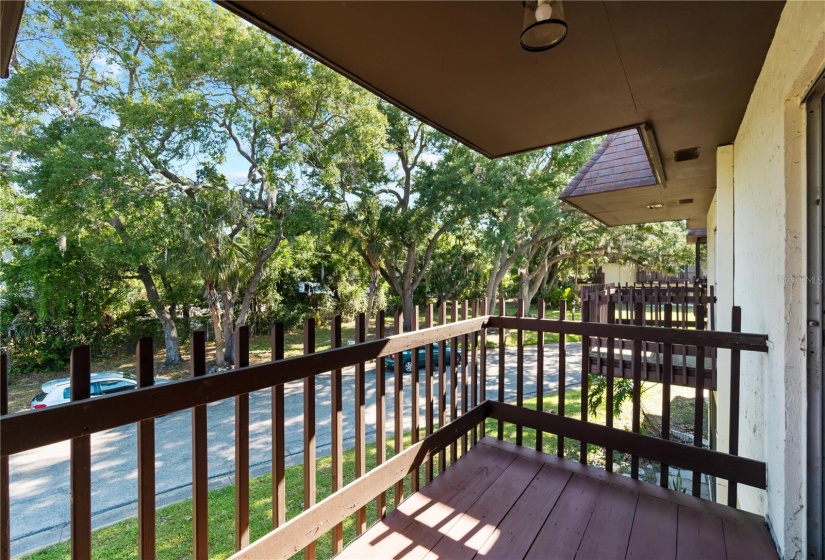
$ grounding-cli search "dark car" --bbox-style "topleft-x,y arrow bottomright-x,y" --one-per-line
384,345 -> 461,373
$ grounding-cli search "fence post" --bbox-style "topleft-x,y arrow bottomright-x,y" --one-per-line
271,323 -> 286,529
330,317 -> 343,551
235,325 -> 250,551
136,338 -> 156,559
191,332 -> 208,560
631,303 -> 643,478
728,306 -> 742,507
536,300 -> 545,452
375,311 -> 387,518
1,353 -> 9,560
70,345 -> 92,560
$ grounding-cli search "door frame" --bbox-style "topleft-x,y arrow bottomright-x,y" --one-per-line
806,69 -> 825,560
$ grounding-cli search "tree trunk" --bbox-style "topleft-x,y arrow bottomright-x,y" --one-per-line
402,288 -> 415,332
366,267 -> 379,320
110,217 -> 181,365
183,303 -> 191,339
206,284 -> 225,368
136,264 -> 181,365
221,287 -> 236,366
518,266 -> 530,315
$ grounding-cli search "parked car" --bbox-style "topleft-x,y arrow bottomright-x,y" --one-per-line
30,371 -> 169,410
384,345 -> 461,373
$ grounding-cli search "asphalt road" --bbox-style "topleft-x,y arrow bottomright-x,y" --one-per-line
9,343 -> 583,556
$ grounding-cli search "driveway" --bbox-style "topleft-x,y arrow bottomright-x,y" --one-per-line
9,342 -> 582,556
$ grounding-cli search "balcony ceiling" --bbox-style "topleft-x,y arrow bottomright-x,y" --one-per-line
220,1 -> 783,228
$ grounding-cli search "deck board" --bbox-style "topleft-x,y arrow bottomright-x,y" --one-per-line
339,444 -> 515,560
423,456 -> 543,560
675,505 -> 726,560
576,481 -> 639,559
626,494 -> 678,559
340,437 -> 777,560
524,474 -> 600,560
474,464 -> 571,559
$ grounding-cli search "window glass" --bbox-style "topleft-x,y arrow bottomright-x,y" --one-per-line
98,379 -> 135,395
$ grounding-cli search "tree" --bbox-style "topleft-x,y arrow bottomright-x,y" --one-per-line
3,1 -> 386,366
476,140 -> 601,308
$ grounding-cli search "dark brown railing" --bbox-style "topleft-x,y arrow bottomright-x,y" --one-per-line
0,298 -> 768,560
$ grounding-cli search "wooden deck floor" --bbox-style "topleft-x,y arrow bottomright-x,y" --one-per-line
340,437 -> 777,560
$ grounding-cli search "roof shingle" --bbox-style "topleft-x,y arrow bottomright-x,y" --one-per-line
561,129 -> 657,198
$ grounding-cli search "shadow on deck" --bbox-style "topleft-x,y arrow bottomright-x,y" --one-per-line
340,438 -> 777,560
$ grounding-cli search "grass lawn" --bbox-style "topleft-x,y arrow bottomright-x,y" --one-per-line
23,383 -> 705,559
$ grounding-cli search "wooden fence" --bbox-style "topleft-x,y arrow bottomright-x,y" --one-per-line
0,298 -> 767,559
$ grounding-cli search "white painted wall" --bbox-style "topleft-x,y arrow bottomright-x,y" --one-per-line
729,3 -> 825,556
602,262 -> 637,285
710,147 -> 735,505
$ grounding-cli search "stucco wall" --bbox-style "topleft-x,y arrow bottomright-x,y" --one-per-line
602,262 -> 637,285
710,147 -> 735,504
730,2 -> 825,557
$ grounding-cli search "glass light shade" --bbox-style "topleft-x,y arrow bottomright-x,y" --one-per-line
521,0 -> 567,52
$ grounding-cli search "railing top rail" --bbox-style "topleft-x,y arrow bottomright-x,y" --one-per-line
488,316 -> 768,352
0,316 -> 487,457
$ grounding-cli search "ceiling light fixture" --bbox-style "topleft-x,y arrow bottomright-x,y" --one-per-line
521,0 -> 568,52
646,203 -> 664,210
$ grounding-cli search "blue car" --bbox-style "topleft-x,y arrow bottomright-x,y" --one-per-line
384,345 -> 461,373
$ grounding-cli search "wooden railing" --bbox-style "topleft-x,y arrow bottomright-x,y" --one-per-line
0,298 -> 769,560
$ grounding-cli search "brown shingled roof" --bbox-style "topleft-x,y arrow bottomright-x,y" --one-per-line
561,128 -> 658,199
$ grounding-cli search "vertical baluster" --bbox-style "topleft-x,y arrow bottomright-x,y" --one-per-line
271,324 -> 286,529
438,303 -> 447,473
728,306 -> 742,507
536,300 -> 545,452
580,301 -> 590,464
235,325 -> 250,551
498,297 -> 506,440
660,304 -> 673,488
710,286 -> 717,394
449,302 -> 459,461
375,311 -> 387,517
355,313 -> 367,534
410,306 -> 421,491
471,299 -> 480,446
424,304 -> 434,483
393,311 -> 404,505
70,346 -> 92,560
191,332 -> 208,559
631,303 -> 643,479
692,351 -> 705,496
470,299 -> 479,447
558,300 -> 567,458
605,302 -> 615,473
480,298 -> 488,440
461,300 -> 469,454
136,338 -> 156,559
330,317 -> 343,551
303,320 -> 317,558
516,299 -> 525,446
0,353 -> 8,560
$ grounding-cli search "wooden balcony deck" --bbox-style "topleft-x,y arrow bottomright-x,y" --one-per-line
340,438 -> 777,560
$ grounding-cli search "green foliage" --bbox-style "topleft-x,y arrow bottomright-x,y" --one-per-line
587,374 -> 635,419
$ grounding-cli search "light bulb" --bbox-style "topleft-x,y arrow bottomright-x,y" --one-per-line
535,2 -> 553,21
